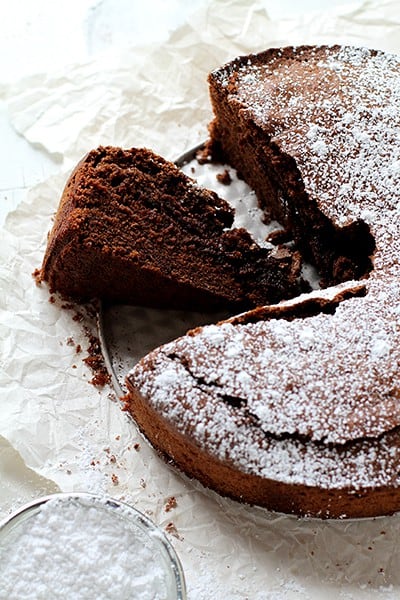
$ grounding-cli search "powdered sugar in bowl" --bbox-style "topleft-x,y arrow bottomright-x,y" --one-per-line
0,493 -> 186,600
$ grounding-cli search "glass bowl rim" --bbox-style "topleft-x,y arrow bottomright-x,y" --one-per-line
0,491 -> 186,599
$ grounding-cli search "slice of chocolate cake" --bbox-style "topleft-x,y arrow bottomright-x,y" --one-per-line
41,146 -> 301,310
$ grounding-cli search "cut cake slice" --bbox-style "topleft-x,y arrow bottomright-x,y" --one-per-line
40,146 -> 301,310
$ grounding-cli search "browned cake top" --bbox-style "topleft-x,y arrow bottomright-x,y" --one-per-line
128,46 -> 400,491
212,45 -> 400,229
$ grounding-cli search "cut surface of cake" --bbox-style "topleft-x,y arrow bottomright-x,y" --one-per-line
40,146 -> 301,310
208,45 -> 377,287
125,46 -> 400,518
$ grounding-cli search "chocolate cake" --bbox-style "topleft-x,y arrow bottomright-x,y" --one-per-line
125,46 -> 400,518
40,146 -> 301,310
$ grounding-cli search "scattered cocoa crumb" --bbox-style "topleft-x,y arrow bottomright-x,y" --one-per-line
90,460 -> 96,466
61,302 -> 75,311
83,331 -> 111,387
195,145 -> 211,165
90,371 -> 111,387
66,337 -> 74,346
49,296 -> 56,304
266,228 -> 292,245
111,474 -> 119,486
76,344 -> 82,353
72,312 -> 84,323
72,364 -> 77,369
164,497 -> 177,512
32,268 -> 41,283
115,435 -> 121,441
139,478 -> 146,488
66,469 -> 72,475
104,447 -> 110,454
216,169 -> 231,185
133,443 -> 141,451
165,522 -> 181,539
109,455 -> 116,464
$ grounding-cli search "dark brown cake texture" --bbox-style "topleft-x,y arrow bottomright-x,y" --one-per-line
125,46 -> 400,519
40,146 -> 301,311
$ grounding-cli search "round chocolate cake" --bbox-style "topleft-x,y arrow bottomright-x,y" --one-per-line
125,46 -> 400,518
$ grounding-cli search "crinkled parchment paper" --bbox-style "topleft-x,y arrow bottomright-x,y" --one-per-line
2,0 -> 400,597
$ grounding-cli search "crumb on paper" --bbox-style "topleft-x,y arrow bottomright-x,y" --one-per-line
83,331 -> 111,388
266,228 -> 292,245
165,522 -> 181,539
216,169 -> 231,185
111,473 -> 119,486
164,496 -> 177,512
32,267 -> 41,284
195,146 -> 212,165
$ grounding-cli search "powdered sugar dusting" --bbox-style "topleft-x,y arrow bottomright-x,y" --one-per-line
128,46 -> 400,501
228,46 -> 400,231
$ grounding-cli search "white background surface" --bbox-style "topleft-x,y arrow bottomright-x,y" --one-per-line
0,0 -> 359,223
2,2 -> 400,599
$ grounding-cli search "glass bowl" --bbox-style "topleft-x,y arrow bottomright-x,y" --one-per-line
0,492 -> 186,600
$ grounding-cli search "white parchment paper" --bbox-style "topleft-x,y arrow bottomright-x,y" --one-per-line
2,0 -> 400,597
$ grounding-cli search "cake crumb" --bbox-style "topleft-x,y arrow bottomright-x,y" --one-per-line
165,522 -> 181,539
32,268 -> 41,283
216,169 -> 232,185
83,332 -> 111,388
164,497 -> 177,512
195,146 -> 212,164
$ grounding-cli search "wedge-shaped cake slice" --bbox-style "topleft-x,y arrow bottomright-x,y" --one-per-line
40,146 -> 301,310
